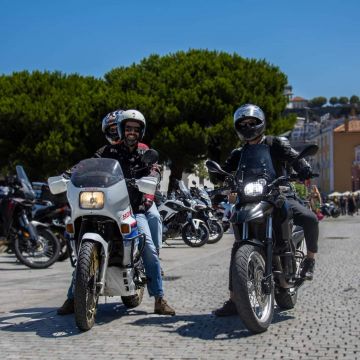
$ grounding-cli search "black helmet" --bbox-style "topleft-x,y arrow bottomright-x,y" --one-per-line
233,104 -> 266,141
101,109 -> 124,144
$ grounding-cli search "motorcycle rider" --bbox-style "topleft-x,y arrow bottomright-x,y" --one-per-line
101,109 -> 163,255
57,109 -> 175,316
213,104 -> 319,316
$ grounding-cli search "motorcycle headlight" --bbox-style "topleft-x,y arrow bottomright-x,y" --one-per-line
79,191 -> 104,209
244,179 -> 267,197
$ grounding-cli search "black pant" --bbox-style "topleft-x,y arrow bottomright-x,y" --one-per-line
228,198 -> 319,291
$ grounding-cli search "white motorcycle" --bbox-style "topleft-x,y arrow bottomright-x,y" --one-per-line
48,151 -> 159,331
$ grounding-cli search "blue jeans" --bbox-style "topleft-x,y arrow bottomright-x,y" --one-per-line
146,203 -> 162,251
67,212 -> 164,299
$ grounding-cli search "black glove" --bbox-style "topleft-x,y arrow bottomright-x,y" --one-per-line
298,168 -> 312,181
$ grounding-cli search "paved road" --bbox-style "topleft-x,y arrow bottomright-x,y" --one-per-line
0,216 -> 359,359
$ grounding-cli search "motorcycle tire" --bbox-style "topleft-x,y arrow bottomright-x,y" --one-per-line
231,244 -> 274,334
331,209 -> 340,218
57,233 -> 69,262
207,220 -> 224,244
275,288 -> 298,309
121,287 -> 145,309
181,222 -> 209,247
14,228 -> 60,269
74,241 -> 100,331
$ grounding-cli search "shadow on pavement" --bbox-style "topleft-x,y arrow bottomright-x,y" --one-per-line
128,308 -> 294,340
0,303 -> 148,338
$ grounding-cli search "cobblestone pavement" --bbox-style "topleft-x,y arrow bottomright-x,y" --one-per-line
0,216 -> 359,359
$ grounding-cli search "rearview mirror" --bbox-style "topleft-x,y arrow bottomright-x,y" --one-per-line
142,149 -> 159,165
205,160 -> 231,177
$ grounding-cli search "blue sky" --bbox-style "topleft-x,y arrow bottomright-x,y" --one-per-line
1,0 -> 359,100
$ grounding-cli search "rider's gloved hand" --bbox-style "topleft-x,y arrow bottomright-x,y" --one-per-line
143,194 -> 154,211
298,168 -> 312,181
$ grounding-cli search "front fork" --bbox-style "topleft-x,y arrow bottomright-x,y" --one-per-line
262,215 -> 273,295
19,210 -> 38,245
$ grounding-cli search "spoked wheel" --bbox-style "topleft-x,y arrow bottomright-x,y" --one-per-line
14,228 -> 60,269
207,220 -> 224,244
181,222 -> 209,247
74,241 -> 100,331
232,244 -> 274,333
56,232 -> 69,262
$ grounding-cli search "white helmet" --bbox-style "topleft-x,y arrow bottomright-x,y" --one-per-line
117,109 -> 146,141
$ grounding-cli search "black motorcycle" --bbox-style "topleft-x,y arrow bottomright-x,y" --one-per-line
320,202 -> 340,218
0,166 -> 60,268
190,181 -> 224,244
206,144 -> 318,333
32,182 -> 71,261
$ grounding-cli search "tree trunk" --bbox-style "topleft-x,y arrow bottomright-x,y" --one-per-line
167,163 -> 184,197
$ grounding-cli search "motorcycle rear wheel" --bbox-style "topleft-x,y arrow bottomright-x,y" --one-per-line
232,244 -> 274,333
14,228 -> 60,269
74,241 -> 100,331
181,222 -> 209,247
207,220 -> 224,244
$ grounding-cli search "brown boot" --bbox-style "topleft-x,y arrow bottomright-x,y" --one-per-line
57,298 -> 74,315
154,297 -> 175,316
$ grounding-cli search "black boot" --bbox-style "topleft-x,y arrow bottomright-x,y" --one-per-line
213,299 -> 238,317
57,299 -> 74,315
300,258 -> 315,280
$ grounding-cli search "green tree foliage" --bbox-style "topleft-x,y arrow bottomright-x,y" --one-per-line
350,95 -> 360,105
308,96 -> 327,108
329,97 -> 338,106
338,96 -> 349,105
0,71 -> 107,178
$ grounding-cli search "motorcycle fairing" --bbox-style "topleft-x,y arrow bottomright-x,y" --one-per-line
231,201 -> 273,223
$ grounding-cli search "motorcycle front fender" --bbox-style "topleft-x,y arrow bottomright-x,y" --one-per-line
79,232 -> 109,294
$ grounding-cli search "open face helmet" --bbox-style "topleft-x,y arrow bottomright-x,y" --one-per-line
101,109 -> 124,144
233,104 -> 266,141
118,109 -> 146,142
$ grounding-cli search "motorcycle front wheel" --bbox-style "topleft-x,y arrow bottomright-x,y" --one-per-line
232,244 -> 274,333
207,220 -> 224,244
74,241 -> 100,331
181,222 -> 209,247
14,227 -> 60,269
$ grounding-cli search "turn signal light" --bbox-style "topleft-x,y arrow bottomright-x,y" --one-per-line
120,224 -> 131,234
66,223 -> 75,234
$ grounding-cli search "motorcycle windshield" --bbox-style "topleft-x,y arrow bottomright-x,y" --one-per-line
71,158 -> 124,188
15,165 -> 36,200
178,180 -> 192,199
236,144 -> 276,183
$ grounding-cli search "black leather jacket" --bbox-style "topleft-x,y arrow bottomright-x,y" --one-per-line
94,142 -> 160,213
221,136 -> 311,180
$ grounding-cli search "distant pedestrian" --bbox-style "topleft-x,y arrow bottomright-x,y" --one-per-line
339,196 -> 347,215
347,194 -> 356,216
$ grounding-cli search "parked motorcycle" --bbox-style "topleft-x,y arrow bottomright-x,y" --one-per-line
207,189 -> 231,232
190,181 -> 223,244
320,202 -> 340,218
48,150 -> 159,331
206,144 -> 318,334
157,181 -> 209,247
32,182 -> 71,261
0,166 -> 60,268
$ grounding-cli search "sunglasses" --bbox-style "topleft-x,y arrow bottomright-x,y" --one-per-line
238,120 -> 258,127
125,126 -> 141,133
